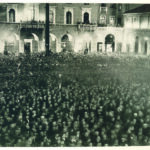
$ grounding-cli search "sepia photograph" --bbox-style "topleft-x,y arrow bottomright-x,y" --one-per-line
0,1 -> 150,148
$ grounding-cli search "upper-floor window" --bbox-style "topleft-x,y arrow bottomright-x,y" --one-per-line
133,17 -> 137,22
64,7 -> 73,25
109,16 -> 115,25
118,4 -> 122,11
66,11 -> 72,24
82,8 -> 91,24
126,4 -> 129,11
100,15 -> 106,24
84,3 -> 89,5
50,10 -> 54,23
49,7 -> 56,24
101,3 -> 106,7
110,4 -> 116,9
83,12 -> 90,24
100,6 -> 107,13
9,9 -> 15,22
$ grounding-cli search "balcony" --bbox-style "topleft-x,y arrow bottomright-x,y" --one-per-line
19,21 -> 45,29
77,23 -> 97,32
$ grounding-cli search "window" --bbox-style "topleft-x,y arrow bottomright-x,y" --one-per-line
100,15 -> 106,24
100,7 -> 107,13
49,8 -> 56,24
64,7 -> 73,25
133,17 -> 137,22
84,12 -> 90,24
110,16 -> 115,25
9,9 -> 15,22
101,3 -> 106,7
126,4 -> 129,10
110,4 -> 116,9
82,8 -> 91,24
66,11 -> 72,24
50,10 -> 54,23
118,4 -> 122,11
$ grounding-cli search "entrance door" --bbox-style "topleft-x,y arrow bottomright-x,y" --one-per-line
97,42 -> 102,52
24,42 -> 31,54
61,34 -> 72,52
144,41 -> 147,55
134,36 -> 139,54
105,34 -> 115,52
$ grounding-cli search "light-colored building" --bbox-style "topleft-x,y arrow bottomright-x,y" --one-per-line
123,4 -> 150,55
0,3 -> 145,55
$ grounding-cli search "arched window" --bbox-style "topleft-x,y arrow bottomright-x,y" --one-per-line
84,12 -> 89,24
9,9 -> 15,22
50,10 -> 54,23
66,11 -> 72,24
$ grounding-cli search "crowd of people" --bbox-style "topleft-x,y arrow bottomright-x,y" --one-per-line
0,52 -> 150,146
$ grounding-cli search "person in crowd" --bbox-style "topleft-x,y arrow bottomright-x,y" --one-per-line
0,52 -> 150,146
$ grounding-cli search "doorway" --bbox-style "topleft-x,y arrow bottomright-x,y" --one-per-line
24,42 -> 31,55
105,34 -> 115,52
144,41 -> 148,55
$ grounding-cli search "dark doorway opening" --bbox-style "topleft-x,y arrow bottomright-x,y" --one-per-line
105,34 -> 115,52
135,36 -> 139,54
97,42 -> 103,52
144,41 -> 147,55
24,42 -> 31,55
61,34 -> 72,52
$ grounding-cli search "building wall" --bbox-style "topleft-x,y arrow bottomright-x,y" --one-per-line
0,3 -> 148,55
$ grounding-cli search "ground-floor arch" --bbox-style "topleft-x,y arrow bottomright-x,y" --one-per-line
22,32 -> 39,54
4,33 -> 19,55
50,33 -> 57,53
61,34 -> 73,52
105,34 -> 115,52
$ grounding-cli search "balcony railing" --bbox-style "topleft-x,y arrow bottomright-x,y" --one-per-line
19,21 -> 45,29
77,24 -> 97,32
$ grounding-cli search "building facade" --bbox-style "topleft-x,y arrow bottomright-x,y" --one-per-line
0,3 -> 145,55
123,4 -> 150,55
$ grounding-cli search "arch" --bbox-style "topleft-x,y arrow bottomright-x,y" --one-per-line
50,33 -> 57,41
32,33 -> 39,41
105,34 -> 115,52
84,12 -> 89,24
61,34 -> 73,42
61,34 -> 73,52
4,33 -> 19,55
5,33 -> 19,43
50,33 -> 57,53
66,11 -> 72,24
14,33 -> 20,41
105,34 -> 115,43
9,9 -> 15,22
